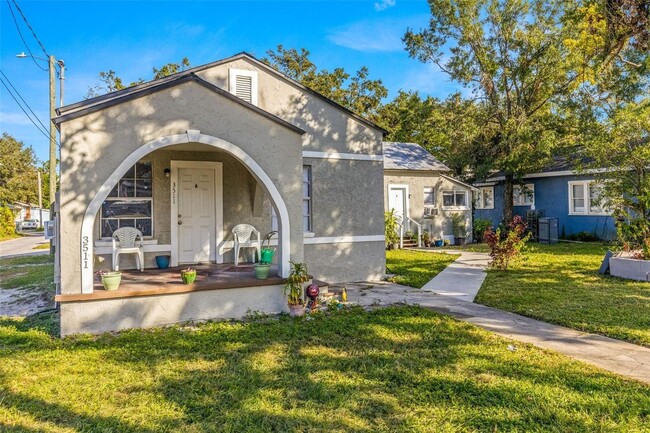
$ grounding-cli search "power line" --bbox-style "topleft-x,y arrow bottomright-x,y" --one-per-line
0,70 -> 49,134
10,0 -> 49,58
5,0 -> 46,71
0,75 -> 59,147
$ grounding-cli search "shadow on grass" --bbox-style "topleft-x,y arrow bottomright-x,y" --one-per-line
1,306 -> 648,431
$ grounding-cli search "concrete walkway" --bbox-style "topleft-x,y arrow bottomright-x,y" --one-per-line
345,249 -> 650,384
0,234 -> 49,259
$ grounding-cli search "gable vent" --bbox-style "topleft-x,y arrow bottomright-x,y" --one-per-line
229,69 -> 258,106
235,75 -> 253,103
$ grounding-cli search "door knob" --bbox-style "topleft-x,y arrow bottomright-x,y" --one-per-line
178,221 -> 182,225
178,214 -> 182,218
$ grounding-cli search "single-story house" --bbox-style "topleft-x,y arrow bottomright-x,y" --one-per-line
53,52 -> 387,335
12,201 -> 50,226
474,159 -> 616,240
383,142 -> 476,244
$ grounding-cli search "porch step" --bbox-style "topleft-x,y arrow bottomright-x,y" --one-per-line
402,239 -> 418,248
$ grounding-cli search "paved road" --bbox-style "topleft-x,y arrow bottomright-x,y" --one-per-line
344,249 -> 650,385
0,234 -> 50,259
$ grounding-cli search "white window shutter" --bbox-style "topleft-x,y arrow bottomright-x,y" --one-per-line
229,69 -> 258,106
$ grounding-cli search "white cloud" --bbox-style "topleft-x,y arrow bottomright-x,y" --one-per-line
374,0 -> 396,12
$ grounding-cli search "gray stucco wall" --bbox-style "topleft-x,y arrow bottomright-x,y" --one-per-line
384,170 -> 473,241
304,242 -> 385,283
59,80 -> 304,294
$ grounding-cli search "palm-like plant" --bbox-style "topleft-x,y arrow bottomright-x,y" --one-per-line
284,261 -> 309,306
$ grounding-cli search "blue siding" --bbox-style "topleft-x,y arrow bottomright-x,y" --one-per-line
474,174 -> 616,240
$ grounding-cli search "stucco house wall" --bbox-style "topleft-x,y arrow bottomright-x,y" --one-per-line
384,170 -> 473,242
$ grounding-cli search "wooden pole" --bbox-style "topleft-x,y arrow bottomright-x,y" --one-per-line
49,55 -> 56,208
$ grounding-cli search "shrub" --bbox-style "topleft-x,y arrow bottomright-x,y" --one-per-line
0,205 -> 16,238
384,209 -> 400,249
484,215 -> 531,270
566,231 -> 600,242
473,218 -> 492,243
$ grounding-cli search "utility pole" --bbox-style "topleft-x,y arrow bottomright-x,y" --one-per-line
48,55 -> 56,206
37,170 -> 43,228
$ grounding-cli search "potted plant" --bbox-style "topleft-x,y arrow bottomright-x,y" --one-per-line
180,267 -> 197,284
253,262 -> 271,279
451,214 -> 467,245
99,270 -> 122,291
422,230 -> 431,247
285,261 -> 309,316
384,209 -> 400,250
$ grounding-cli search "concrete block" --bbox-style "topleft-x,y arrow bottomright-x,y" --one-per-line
609,257 -> 650,282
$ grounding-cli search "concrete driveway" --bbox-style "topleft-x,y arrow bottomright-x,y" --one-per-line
0,234 -> 50,259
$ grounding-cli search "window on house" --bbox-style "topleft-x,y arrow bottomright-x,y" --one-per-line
569,181 -> 609,215
475,187 -> 494,209
229,69 -> 258,105
513,184 -> 535,206
424,187 -> 435,206
100,161 -> 153,238
442,190 -> 468,209
271,165 -> 312,232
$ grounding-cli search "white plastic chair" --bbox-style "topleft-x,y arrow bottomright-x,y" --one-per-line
112,227 -> 144,271
232,224 -> 261,266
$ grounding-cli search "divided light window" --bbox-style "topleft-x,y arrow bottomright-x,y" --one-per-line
569,181 -> 609,215
513,184 -> 535,206
442,190 -> 468,209
100,162 -> 153,238
271,165 -> 312,232
475,187 -> 494,209
228,69 -> 258,106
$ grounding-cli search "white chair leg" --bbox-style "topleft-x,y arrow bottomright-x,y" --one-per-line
138,252 -> 144,271
114,252 -> 120,271
234,244 -> 239,266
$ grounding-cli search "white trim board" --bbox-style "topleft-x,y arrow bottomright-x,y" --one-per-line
302,151 -> 383,162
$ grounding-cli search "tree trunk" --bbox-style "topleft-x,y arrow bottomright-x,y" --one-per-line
503,174 -> 514,223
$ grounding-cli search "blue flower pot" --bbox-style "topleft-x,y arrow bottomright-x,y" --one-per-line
155,255 -> 170,269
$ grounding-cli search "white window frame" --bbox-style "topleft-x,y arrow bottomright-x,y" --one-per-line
442,190 -> 469,210
272,165 -> 312,233
568,181 -> 611,216
475,186 -> 495,209
100,161 -> 153,239
228,69 -> 258,106
513,183 -> 535,206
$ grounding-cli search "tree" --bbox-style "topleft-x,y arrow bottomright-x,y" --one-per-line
263,45 -> 387,118
404,0 -> 581,222
86,58 -> 191,98
0,133 -> 43,206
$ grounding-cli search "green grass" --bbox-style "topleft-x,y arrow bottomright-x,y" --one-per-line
32,243 -> 50,250
1,307 -> 648,432
476,242 -> 650,347
444,243 -> 491,253
0,232 -> 22,242
0,255 -> 54,290
386,250 -> 458,288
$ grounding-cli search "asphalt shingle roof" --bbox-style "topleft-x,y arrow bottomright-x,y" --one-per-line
383,141 -> 450,172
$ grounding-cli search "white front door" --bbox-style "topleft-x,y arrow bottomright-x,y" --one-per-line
178,168 -> 215,263
389,186 -> 407,218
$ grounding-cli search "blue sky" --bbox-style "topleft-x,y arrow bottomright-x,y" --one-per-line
1,0 -> 460,162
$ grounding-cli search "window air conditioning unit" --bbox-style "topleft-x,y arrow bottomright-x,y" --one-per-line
424,207 -> 438,217
44,220 -> 55,240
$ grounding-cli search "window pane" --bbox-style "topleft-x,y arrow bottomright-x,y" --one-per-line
303,199 -> 310,216
109,184 -> 119,198
572,184 -> 584,199
424,187 -> 435,206
135,179 -> 152,197
137,162 -> 152,179
135,218 -> 152,236
302,182 -> 310,197
455,192 -> 466,207
118,180 -> 135,197
589,184 -> 603,213
119,219 -> 136,228
123,165 -> 136,179
303,166 -> 311,182
443,192 -> 454,207
102,200 -> 152,219
303,216 -> 311,232
101,219 -> 119,238
483,189 -> 493,208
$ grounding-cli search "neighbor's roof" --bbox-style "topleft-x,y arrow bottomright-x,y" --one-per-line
55,52 -> 386,134
382,141 -> 451,172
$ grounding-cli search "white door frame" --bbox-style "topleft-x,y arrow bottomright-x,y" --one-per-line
388,184 -> 410,223
170,160 -> 223,267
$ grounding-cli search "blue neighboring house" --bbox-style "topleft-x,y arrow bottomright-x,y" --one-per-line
473,158 -> 616,240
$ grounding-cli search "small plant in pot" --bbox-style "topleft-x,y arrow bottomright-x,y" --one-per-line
180,267 -> 197,284
284,261 -> 309,317
98,270 -> 122,291
422,230 -> 431,247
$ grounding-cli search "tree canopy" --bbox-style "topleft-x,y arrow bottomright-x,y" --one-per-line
0,132 -> 47,207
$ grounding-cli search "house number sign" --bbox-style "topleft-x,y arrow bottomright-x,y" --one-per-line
82,235 -> 90,269
172,181 -> 176,205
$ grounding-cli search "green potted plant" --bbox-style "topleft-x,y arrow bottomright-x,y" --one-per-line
253,262 -> 271,279
451,214 -> 467,245
181,267 -> 197,284
99,270 -> 122,291
284,261 -> 309,316
384,209 -> 400,250
422,230 -> 431,247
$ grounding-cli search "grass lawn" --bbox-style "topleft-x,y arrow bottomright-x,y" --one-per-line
475,242 -> 650,347
386,249 -> 458,288
0,255 -> 54,290
1,307 -> 649,432
443,243 -> 491,253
